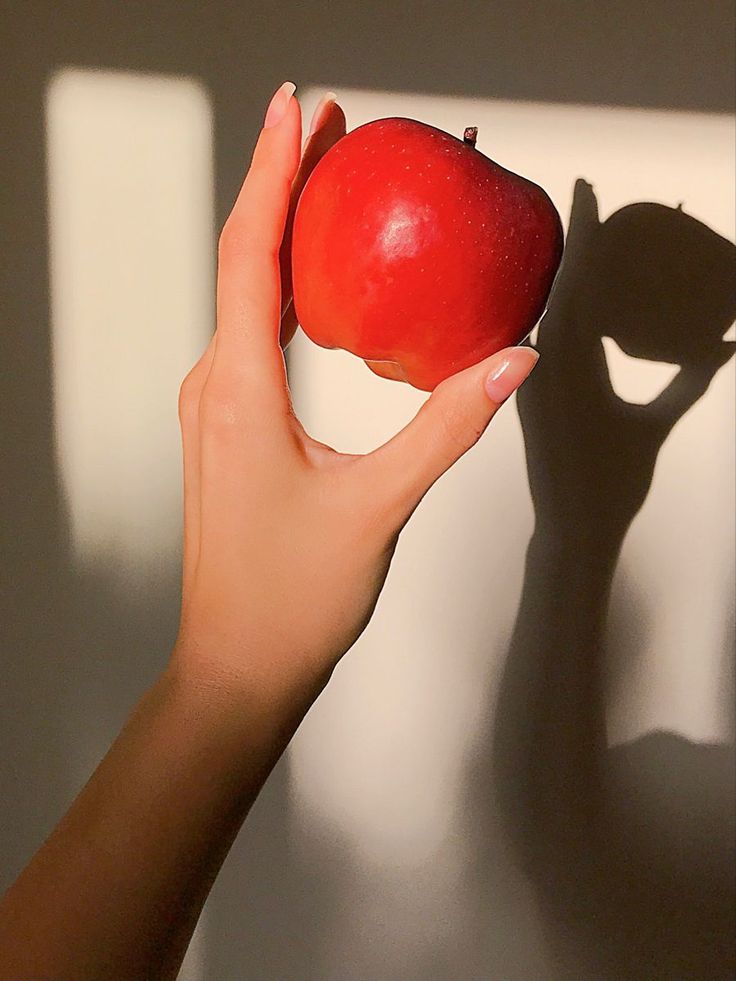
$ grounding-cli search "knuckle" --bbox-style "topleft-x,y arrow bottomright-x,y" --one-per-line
250,165 -> 293,205
218,219 -> 249,263
218,218 -> 280,268
439,399 -> 479,454
199,379 -> 242,435
219,174 -> 292,266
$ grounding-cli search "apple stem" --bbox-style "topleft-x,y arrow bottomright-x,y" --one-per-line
463,126 -> 478,148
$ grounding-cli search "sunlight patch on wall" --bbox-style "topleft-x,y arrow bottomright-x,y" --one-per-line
46,68 -> 214,584
601,336 -> 680,405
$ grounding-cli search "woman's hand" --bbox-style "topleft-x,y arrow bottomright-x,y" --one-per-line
0,84 -> 538,981
172,81 -> 539,705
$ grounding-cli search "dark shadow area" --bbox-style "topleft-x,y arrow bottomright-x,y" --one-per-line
476,180 -> 736,979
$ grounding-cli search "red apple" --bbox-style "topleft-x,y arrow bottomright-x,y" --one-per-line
291,117 -> 564,391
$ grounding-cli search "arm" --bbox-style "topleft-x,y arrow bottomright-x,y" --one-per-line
493,528 -> 624,850
0,662 -> 318,980
0,82 -> 539,980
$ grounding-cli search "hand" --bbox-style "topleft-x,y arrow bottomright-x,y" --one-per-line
0,85 -> 539,980
172,82 -> 539,703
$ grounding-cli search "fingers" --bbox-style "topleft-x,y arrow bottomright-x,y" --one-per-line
567,179 -> 600,247
280,94 -> 346,347
648,342 -> 736,434
178,334 -> 217,592
365,347 -> 539,522
535,179 -> 598,358
213,81 -> 302,401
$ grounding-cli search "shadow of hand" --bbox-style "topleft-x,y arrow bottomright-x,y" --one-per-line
518,178 -> 735,543
486,179 -> 736,980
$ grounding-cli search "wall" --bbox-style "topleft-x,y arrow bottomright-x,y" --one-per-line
1,4 -> 734,979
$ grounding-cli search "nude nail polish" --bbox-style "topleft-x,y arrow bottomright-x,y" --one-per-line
308,91 -> 337,137
264,81 -> 297,129
484,347 -> 539,403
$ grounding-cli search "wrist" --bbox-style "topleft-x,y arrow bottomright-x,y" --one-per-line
530,519 -> 628,564
168,622 -> 334,730
155,652 -> 320,796
526,522 -> 626,612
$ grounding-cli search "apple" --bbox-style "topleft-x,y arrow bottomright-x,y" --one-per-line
291,117 -> 564,391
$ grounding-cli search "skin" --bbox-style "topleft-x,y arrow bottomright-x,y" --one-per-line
0,85 -> 538,980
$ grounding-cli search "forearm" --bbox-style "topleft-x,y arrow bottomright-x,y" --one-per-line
0,651 -> 326,980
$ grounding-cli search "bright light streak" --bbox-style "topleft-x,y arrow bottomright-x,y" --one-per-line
46,68 -> 214,585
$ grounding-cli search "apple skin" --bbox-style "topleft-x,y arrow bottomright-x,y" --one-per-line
291,117 -> 564,391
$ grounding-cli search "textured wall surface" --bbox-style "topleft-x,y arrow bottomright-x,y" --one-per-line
1,4 -> 734,979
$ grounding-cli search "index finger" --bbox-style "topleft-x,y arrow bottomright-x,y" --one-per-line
213,82 -> 302,394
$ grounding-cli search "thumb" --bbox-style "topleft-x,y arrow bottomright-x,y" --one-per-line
366,346 -> 539,520
648,340 -> 736,435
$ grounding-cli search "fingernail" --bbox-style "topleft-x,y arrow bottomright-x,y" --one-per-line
308,91 -> 337,137
484,347 -> 539,403
264,81 -> 297,129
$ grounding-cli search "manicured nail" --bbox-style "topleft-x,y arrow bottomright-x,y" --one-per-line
308,91 -> 337,137
264,81 -> 297,129
484,347 -> 539,403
